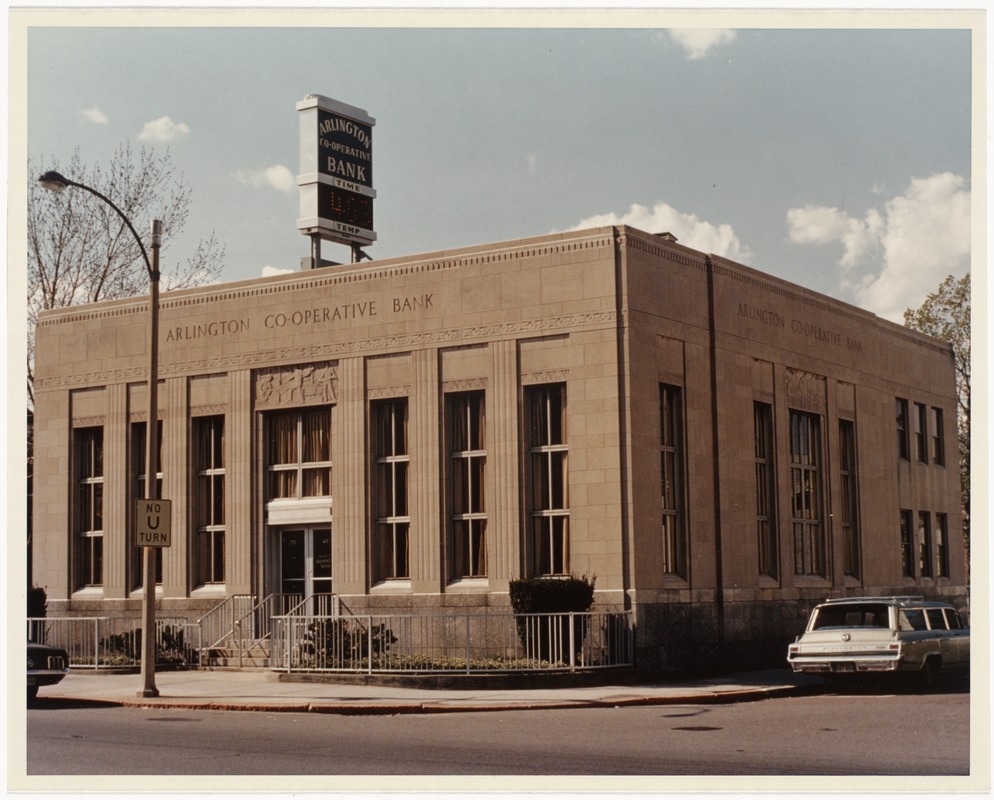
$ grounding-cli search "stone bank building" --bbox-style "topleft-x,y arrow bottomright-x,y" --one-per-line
32,226 -> 966,672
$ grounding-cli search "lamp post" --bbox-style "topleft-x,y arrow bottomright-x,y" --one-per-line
39,170 -> 163,698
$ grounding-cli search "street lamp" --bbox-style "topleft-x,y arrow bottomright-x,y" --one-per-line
39,170 -> 163,698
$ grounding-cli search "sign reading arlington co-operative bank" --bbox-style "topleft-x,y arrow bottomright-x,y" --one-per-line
296,94 -> 376,247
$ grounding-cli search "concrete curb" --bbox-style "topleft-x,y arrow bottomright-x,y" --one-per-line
45,682 -> 822,716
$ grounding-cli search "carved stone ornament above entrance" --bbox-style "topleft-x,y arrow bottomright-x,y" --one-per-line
255,362 -> 338,408
785,367 -> 826,413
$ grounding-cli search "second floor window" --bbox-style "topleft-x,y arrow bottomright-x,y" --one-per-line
447,392 -> 487,579
754,402 -> 777,579
914,403 -> 928,463
790,411 -> 825,577
918,511 -> 933,579
195,416 -> 225,586
76,427 -> 104,588
528,384 -> 569,576
839,420 -> 861,579
900,509 -> 915,578
373,398 -> 410,581
267,407 -> 332,500
660,384 -> 686,578
936,513 -> 950,579
896,398 -> 910,460
930,407 -> 946,466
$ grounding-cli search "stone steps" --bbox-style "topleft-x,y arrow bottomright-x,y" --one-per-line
202,640 -> 271,669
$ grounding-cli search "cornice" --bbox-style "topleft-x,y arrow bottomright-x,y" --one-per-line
36,230 -> 616,326
37,309 -> 617,391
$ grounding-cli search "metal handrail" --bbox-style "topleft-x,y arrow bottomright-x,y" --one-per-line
196,594 -> 254,649
282,593 -> 338,618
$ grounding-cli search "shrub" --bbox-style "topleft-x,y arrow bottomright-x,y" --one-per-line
508,574 -> 595,664
27,586 -> 47,618
508,574 -> 596,615
98,625 -> 188,666
27,586 -> 47,642
303,618 -> 397,669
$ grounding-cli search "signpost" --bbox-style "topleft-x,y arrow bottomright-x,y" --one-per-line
135,499 -> 172,548
296,94 -> 376,265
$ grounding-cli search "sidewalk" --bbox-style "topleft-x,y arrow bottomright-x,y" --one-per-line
36,668 -> 824,715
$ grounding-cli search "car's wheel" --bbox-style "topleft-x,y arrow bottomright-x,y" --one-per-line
919,657 -> 941,690
27,685 -> 38,701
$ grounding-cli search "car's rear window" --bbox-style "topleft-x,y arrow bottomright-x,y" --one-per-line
943,608 -> 965,630
925,608 -> 948,630
811,604 -> 890,629
899,609 -> 929,631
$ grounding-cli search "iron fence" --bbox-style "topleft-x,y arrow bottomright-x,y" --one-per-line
271,609 -> 633,674
26,616 -> 197,668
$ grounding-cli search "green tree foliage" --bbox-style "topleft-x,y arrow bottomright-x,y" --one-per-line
27,143 -> 226,405
903,273 -> 970,574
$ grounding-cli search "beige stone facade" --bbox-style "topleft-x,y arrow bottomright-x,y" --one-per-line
32,226 -> 966,673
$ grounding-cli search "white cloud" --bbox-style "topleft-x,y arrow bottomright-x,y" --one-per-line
139,116 -> 191,143
261,265 -> 295,278
666,29 -> 737,60
234,165 -> 296,193
568,201 -> 752,262
786,205 -> 882,270
81,106 -> 109,125
526,153 -> 538,174
787,172 -> 970,321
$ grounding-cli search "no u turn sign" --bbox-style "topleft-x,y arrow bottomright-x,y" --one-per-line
135,499 -> 172,547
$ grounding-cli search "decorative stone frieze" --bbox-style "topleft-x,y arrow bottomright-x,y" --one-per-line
255,362 -> 338,408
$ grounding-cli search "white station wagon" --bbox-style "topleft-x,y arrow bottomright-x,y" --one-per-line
787,596 -> 969,688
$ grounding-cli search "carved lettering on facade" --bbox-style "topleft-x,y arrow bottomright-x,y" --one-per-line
255,362 -> 338,408
737,303 -> 785,329
736,301 -> 864,357
165,318 -> 249,342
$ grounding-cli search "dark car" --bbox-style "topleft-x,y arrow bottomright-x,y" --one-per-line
27,640 -> 69,700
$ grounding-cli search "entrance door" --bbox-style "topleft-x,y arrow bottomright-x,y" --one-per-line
278,527 -> 332,613
280,530 -> 306,599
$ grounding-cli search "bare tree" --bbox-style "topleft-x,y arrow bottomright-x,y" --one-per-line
27,143 -> 225,405
904,273 -> 970,580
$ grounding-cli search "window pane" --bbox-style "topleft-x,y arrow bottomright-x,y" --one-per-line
936,513 -> 950,578
451,398 -> 470,452
900,510 -> 915,577
212,532 -> 225,583
302,408 -> 330,462
452,459 -> 470,515
394,461 -> 408,515
931,407 -> 945,466
918,512 -> 933,578
196,475 -> 211,526
896,398 -> 909,459
213,475 -> 225,523
270,469 -> 297,500
302,466 -> 330,497
471,520 -> 487,576
915,403 -> 928,462
270,413 -> 298,465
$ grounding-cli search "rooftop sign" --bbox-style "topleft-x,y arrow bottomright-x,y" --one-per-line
296,95 -> 376,248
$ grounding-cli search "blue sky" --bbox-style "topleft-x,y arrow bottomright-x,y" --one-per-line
18,9 -> 977,322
